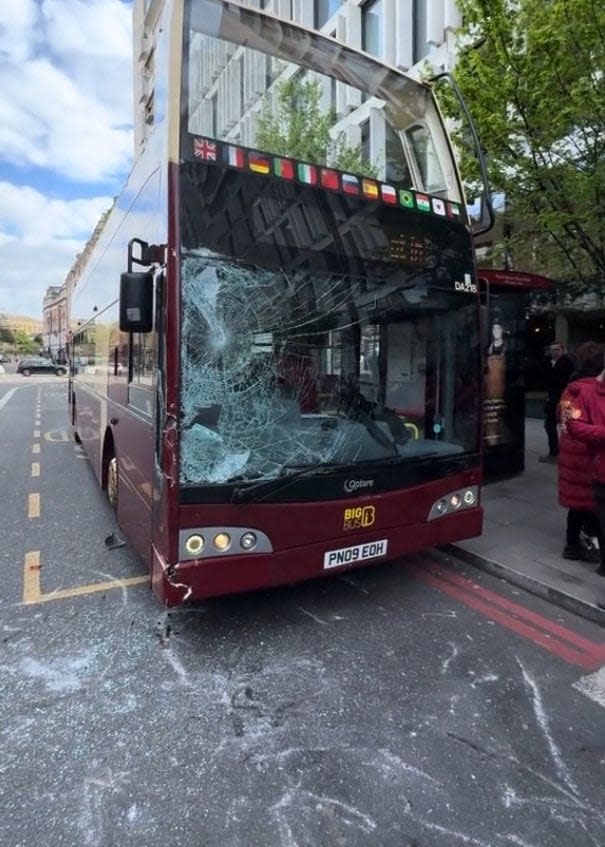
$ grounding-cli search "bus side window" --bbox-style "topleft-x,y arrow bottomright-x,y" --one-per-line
129,331 -> 155,417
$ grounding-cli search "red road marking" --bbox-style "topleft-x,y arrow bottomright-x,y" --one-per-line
411,558 -> 605,671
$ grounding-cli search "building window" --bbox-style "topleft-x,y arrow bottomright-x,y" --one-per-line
385,124 -> 412,186
360,120 -> 371,163
315,0 -> 342,28
362,0 -> 385,59
211,92 -> 218,137
237,55 -> 245,117
413,0 -> 429,64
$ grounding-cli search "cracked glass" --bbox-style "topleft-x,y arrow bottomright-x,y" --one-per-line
179,1 -> 479,489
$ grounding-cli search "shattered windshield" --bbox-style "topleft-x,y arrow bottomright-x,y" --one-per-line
180,252 -> 480,486
179,0 -> 479,489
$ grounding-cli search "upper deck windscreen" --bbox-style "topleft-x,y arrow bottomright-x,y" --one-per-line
185,0 -> 461,202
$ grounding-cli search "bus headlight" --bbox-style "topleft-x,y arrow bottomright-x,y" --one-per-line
427,486 -> 479,520
213,532 -> 231,551
184,534 -> 205,556
240,532 -> 257,550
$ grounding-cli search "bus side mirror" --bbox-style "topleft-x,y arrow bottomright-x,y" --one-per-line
120,272 -> 153,333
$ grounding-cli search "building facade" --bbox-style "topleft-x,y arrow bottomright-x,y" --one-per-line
133,0 -> 460,162
42,284 -> 68,361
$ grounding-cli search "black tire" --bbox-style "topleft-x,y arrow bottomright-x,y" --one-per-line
55,368 -> 66,376
72,405 -> 81,444
21,369 -> 31,376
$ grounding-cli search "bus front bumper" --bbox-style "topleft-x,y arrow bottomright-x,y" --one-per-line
151,507 -> 483,606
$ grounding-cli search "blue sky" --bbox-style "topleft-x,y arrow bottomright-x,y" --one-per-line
0,0 -> 134,318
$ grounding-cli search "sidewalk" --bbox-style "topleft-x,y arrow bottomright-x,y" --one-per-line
451,418 -> 605,626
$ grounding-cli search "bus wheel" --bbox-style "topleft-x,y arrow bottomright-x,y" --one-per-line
107,455 -> 119,509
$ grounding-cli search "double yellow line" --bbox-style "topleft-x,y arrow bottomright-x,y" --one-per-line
22,392 -> 148,605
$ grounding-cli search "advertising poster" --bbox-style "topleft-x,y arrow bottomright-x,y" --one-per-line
482,290 -> 528,480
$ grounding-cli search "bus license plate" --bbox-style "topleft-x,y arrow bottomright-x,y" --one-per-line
323,539 -> 388,570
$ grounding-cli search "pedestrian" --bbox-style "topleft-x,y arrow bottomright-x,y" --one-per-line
557,342 -> 605,562
564,356 -> 605,583
540,341 -> 574,462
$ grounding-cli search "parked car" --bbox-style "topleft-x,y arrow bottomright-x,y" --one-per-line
17,357 -> 67,377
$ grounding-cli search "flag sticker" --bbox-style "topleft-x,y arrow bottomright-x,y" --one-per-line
193,138 -> 217,161
447,201 -> 462,218
362,179 -> 379,199
432,197 -> 446,216
320,168 -> 339,190
224,145 -> 244,168
342,174 -> 360,194
381,184 -> 397,204
399,190 -> 414,209
249,153 -> 271,174
416,193 -> 431,212
298,163 -> 318,184
273,158 -> 295,179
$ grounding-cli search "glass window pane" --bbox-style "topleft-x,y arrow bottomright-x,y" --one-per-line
362,0 -> 384,59
315,0 -> 343,29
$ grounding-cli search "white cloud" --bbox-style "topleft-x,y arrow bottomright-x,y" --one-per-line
0,183 -> 113,317
0,0 -> 134,315
0,0 -> 38,62
0,0 -> 133,183
43,0 -> 132,60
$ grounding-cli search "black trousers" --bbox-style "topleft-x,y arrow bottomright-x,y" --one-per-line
591,482 -> 605,567
566,509 -> 602,546
544,401 -> 559,455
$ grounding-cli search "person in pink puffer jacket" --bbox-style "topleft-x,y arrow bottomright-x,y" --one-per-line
565,353 -> 605,595
557,342 -> 605,564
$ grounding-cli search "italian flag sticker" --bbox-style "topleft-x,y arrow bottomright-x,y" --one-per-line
298,163 -> 318,184
416,194 -> 431,212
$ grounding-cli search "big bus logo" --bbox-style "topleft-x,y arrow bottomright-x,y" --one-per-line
343,505 -> 376,531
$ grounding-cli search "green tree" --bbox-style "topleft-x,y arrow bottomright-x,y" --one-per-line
441,0 -> 605,290
256,76 -> 377,176
13,330 -> 37,354
33,333 -> 43,346
0,327 -> 15,344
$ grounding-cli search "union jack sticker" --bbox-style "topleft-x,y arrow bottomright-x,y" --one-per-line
193,137 -> 217,161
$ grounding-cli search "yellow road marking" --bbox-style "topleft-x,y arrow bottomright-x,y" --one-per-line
23,551 -> 41,604
34,430 -> 40,438
33,576 -> 148,604
31,462 -> 40,477
28,493 -> 40,519
32,443 -> 40,454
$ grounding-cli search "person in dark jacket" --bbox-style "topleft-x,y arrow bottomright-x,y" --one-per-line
565,360 -> 605,586
557,342 -> 605,562
540,341 -> 575,462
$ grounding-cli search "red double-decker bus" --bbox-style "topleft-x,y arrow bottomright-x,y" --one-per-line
69,0 -> 484,606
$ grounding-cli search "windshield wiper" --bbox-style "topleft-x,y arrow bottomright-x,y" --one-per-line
231,461 -> 348,504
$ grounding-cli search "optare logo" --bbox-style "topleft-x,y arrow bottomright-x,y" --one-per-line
344,478 -> 374,494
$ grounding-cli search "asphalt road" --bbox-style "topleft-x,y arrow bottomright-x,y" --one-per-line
1,375 -> 604,847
